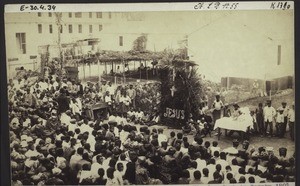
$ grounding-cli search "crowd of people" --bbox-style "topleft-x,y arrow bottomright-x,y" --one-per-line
7,70 -> 295,185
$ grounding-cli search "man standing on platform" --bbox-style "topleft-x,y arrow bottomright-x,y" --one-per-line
212,94 -> 223,123
212,94 -> 223,136
263,100 -> 276,137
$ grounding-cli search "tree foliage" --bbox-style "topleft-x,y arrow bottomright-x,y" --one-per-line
132,34 -> 148,52
160,64 -> 205,127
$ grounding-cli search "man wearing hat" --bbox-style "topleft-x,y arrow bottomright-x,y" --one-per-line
276,107 -> 285,138
263,100 -> 276,137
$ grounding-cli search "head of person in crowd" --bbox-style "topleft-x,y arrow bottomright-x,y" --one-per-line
230,178 -> 237,183
267,100 -> 272,107
281,102 -> 287,108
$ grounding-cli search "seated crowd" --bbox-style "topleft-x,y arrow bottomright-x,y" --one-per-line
8,74 -> 295,185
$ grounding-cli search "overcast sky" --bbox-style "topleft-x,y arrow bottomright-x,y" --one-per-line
140,10 -> 294,82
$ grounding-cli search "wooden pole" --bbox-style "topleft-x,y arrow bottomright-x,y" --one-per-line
140,60 -> 142,80
146,60 -> 148,80
98,58 -> 101,85
89,62 -> 91,79
269,82 -> 272,100
83,63 -> 86,81
123,59 -> 125,84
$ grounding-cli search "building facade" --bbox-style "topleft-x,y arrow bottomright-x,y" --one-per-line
5,12 -> 186,78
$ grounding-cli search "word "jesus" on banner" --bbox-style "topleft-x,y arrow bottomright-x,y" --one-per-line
164,107 -> 185,120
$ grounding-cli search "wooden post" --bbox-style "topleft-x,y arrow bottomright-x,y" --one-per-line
89,62 -> 91,79
98,59 -> 101,85
123,59 -> 125,84
140,60 -> 142,80
146,60 -> 148,80
227,77 -> 230,90
83,63 -> 86,81
134,61 -> 136,71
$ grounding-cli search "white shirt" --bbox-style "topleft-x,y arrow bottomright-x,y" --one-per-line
231,165 -> 241,175
76,98 -> 83,111
70,100 -> 80,115
278,106 -> 289,117
60,113 -> 71,126
196,158 -> 207,170
105,95 -> 112,105
106,86 -> 115,96
24,150 -> 40,158
90,162 -> 104,178
213,100 -> 223,110
114,171 -> 124,185
120,96 -> 131,106
158,133 -> 168,146
288,109 -> 295,122
80,124 -> 93,133
276,113 -> 284,123
263,106 -> 276,122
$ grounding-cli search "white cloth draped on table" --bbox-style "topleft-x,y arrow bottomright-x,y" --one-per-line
214,107 -> 253,132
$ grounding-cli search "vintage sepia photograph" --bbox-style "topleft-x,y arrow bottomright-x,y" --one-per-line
4,3 -> 295,185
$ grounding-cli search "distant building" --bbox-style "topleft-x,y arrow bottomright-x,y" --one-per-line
5,12 -> 185,78
221,76 -> 294,94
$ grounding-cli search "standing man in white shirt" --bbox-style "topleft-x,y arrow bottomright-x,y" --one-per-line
288,103 -> 295,141
212,94 -> 223,136
212,94 -> 224,123
106,81 -> 116,99
263,100 -> 276,137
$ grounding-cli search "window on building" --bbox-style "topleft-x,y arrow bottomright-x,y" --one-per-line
78,24 -> 82,33
48,13 -> 52,17
49,25 -> 53,33
69,25 -> 73,33
119,36 -> 123,46
109,12 -> 112,19
38,12 -> 41,17
96,12 -> 102,18
75,12 -> 82,18
69,13 -> 72,18
60,26 -> 63,33
99,24 -> 103,31
89,25 -> 93,33
16,33 -> 26,54
38,24 -> 42,33
89,12 -> 92,18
